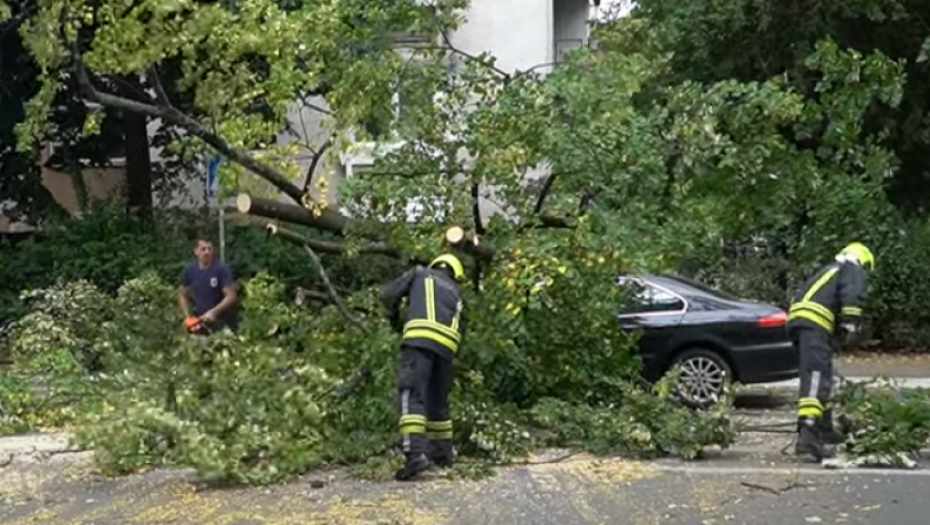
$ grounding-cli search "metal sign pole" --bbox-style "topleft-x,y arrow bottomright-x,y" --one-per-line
206,154 -> 225,261
219,205 -> 226,262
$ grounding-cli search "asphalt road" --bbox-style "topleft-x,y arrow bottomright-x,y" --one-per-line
3,452 -> 930,525
2,393 -> 929,525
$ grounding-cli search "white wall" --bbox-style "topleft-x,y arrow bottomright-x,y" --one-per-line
173,0 -> 598,224
448,0 -> 555,73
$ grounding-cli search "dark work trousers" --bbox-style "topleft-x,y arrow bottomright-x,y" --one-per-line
397,344 -> 454,460
793,327 -> 835,421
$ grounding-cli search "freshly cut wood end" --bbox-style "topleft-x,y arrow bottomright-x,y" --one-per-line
445,226 -> 465,244
265,223 -> 279,234
236,193 -> 252,213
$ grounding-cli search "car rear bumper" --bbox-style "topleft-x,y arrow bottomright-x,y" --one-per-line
730,340 -> 798,385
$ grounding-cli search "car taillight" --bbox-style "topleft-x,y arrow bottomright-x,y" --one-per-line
757,312 -> 787,327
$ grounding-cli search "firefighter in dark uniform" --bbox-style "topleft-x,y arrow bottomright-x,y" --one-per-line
788,242 -> 874,461
380,253 -> 466,481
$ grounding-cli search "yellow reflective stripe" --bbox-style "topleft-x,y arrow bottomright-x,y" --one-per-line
403,328 -> 459,352
400,414 -> 427,433
427,420 -> 453,439
798,397 -> 824,418
798,397 -> 824,409
841,306 -> 862,317
790,301 -> 835,322
425,277 -> 436,321
802,267 -> 838,302
404,319 -> 460,342
451,302 -> 461,332
788,309 -> 834,332
798,406 -> 823,418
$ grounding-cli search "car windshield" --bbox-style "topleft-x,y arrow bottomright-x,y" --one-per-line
658,274 -> 742,301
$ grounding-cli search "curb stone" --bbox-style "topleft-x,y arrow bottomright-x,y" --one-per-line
746,377 -> 930,392
0,433 -> 81,465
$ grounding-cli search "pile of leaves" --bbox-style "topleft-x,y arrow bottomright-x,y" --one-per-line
833,378 -> 930,467
0,231 -> 738,485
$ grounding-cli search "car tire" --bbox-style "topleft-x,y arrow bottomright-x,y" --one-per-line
670,348 -> 733,409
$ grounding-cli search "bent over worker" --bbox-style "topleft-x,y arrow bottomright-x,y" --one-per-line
788,242 -> 874,461
380,253 -> 467,481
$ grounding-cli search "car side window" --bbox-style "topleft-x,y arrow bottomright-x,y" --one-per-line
646,286 -> 686,313
617,278 -> 685,315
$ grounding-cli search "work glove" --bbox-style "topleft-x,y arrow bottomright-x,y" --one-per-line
388,309 -> 403,334
838,322 -> 860,347
184,316 -> 202,333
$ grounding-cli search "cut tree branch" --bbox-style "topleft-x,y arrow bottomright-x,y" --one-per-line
533,173 -> 556,214
147,66 -> 170,105
236,193 -> 349,235
266,222 -> 400,258
439,29 -> 511,79
241,193 -> 500,262
444,226 -> 495,260
295,287 -> 373,314
471,182 -> 485,235
302,244 -> 368,333
301,100 -> 334,116
72,52 -> 306,203
302,135 -> 332,193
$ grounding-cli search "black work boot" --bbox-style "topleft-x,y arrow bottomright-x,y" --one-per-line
394,452 -> 432,481
428,441 -> 454,469
795,418 -> 834,462
819,409 -> 845,445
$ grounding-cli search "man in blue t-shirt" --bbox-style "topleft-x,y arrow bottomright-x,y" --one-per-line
178,238 -> 238,334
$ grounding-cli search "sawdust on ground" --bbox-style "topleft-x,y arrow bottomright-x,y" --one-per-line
0,449 -> 662,525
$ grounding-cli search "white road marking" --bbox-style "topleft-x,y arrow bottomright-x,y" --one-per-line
751,378 -> 930,390
656,464 -> 930,477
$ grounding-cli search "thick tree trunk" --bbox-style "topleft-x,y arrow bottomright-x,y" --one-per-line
236,194 -> 349,234
73,59 -> 564,267
117,75 -> 154,219
265,223 -> 400,258
238,193 -> 498,260
122,109 -> 153,219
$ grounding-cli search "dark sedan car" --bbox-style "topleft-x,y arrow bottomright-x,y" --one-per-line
616,273 -> 798,406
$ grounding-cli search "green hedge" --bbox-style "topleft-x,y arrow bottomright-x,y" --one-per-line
4,205 -> 930,352
0,205 -> 403,333
677,216 -> 930,351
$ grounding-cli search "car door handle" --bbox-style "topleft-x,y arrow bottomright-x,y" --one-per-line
617,319 -> 639,330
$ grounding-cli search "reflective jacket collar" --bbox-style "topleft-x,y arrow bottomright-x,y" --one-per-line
835,253 -> 861,266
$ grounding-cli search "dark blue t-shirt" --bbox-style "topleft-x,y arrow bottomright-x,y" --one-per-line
181,261 -> 234,317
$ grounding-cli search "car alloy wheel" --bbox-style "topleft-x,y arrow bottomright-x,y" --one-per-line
676,354 -> 728,406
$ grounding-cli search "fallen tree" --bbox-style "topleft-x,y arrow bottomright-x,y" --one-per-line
5,0 -> 921,486
0,270 -> 737,484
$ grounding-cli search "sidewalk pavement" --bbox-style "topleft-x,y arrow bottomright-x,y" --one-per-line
753,376 -> 930,391
747,354 -> 930,392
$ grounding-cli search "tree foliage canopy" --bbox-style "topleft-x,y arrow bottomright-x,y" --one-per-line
4,0 -> 930,482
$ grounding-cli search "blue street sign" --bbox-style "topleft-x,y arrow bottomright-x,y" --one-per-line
206,154 -> 222,200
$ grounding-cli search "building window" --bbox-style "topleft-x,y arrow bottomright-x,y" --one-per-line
555,38 -> 586,63
553,0 -> 590,64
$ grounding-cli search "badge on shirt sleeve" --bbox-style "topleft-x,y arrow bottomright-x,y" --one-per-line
210,277 -> 218,288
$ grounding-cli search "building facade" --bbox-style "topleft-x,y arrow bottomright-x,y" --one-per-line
333,0 -> 598,222
1,0 -> 599,232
